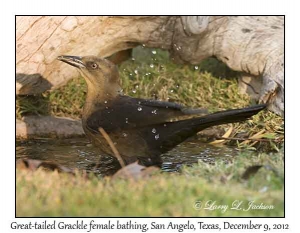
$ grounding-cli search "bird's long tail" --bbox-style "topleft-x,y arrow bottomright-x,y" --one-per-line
152,104 -> 267,156
190,104 -> 267,130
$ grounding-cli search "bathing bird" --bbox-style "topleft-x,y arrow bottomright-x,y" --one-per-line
58,55 -> 266,166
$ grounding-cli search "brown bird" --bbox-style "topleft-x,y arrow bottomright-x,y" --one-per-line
57,55 -> 266,166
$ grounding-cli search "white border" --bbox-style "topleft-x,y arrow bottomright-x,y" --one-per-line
1,0 -> 298,232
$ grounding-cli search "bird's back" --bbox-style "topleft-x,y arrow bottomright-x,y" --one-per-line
82,95 -> 266,165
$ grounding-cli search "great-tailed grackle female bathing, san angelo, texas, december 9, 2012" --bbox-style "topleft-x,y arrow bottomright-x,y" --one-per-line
57,55 -> 266,166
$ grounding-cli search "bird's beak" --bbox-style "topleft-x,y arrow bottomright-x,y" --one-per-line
57,55 -> 85,69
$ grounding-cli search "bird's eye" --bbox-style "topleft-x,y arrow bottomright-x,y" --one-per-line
91,63 -> 98,69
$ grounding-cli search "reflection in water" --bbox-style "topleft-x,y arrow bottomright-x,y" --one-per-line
16,138 -> 238,176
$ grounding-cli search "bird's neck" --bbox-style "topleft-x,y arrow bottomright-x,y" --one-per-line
82,82 -> 121,119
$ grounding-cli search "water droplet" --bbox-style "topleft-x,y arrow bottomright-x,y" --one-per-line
135,85 -> 139,89
176,85 -> 179,88
173,43 -> 182,51
123,133 -> 127,137
138,101 -> 141,104
194,66 -> 199,70
170,89 -> 174,93
105,107 -> 108,109
259,186 -> 268,193
152,50 -> 157,54
151,110 -> 157,114
134,70 -> 138,74
132,90 -> 137,93
163,124 -> 167,127
129,73 -> 133,76
150,64 -> 154,68
131,57 -> 135,61
125,118 -> 129,123
137,107 -> 142,111
104,101 -> 107,104
155,134 -> 160,140
152,128 -> 156,133
142,44 -> 146,47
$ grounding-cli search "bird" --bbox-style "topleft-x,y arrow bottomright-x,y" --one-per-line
57,55 -> 266,166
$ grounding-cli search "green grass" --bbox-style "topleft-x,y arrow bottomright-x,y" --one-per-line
16,149 -> 284,217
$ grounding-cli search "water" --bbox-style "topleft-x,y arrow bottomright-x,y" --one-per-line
16,138 -> 238,176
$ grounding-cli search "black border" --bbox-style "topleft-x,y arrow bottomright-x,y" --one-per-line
15,15 -> 285,218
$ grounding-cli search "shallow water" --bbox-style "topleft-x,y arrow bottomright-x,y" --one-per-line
16,137 -> 239,176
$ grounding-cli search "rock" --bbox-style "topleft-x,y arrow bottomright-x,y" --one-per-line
16,73 -> 52,95
16,116 -> 84,138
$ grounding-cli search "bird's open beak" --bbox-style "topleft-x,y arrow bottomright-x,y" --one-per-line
57,55 -> 85,68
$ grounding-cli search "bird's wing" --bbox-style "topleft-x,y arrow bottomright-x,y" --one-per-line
140,98 -> 208,115
85,95 -> 206,133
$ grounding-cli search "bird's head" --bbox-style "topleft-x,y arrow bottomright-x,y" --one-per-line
57,55 -> 121,99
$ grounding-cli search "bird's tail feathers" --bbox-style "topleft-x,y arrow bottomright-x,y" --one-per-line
192,104 -> 267,130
